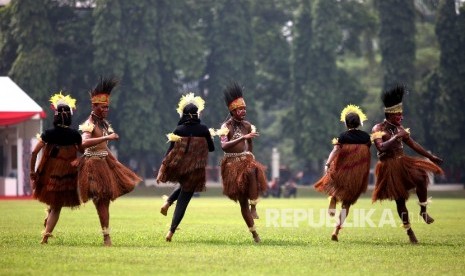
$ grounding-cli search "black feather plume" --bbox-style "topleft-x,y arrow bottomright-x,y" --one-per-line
89,76 -> 119,97
381,84 -> 405,108
223,82 -> 244,107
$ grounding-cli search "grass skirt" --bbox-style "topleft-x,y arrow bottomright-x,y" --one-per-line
220,152 -> 267,202
157,137 -> 209,193
33,144 -> 80,208
372,154 -> 443,201
78,154 -> 141,202
314,144 -> 370,205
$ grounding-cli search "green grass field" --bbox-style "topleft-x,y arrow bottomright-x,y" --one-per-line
1,190 -> 464,275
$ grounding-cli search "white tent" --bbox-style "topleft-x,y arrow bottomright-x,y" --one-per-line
0,76 -> 45,196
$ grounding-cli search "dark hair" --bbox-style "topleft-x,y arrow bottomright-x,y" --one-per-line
178,103 -> 200,125
345,112 -> 361,128
53,104 -> 72,127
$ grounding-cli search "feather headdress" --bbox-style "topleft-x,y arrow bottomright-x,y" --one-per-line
50,92 -> 76,114
382,84 -> 405,113
176,92 -> 205,117
224,82 -> 246,111
90,76 -> 118,104
340,104 -> 367,124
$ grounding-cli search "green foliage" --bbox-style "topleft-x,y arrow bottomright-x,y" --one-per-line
0,5 -> 17,75
202,0 -> 256,129
9,0 -> 58,112
0,0 -> 463,181
290,0 -> 366,171
376,0 -> 416,90
431,0 -> 465,169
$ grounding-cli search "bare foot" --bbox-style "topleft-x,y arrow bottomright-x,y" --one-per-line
165,231 -> 174,242
160,202 -> 170,216
40,232 -> 52,244
252,232 -> 261,243
420,212 -> 434,224
103,234 -> 112,247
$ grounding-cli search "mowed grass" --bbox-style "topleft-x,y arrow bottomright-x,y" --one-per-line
0,194 -> 464,275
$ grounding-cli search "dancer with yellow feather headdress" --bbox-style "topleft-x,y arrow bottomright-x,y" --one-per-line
313,104 -> 371,242
157,92 -> 215,242
30,91 -> 84,244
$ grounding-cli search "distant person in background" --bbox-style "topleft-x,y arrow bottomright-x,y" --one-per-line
157,93 -> 215,242
78,77 -> 142,246
283,178 -> 297,198
30,92 -> 83,244
218,82 -> 267,243
314,104 -> 371,241
371,85 -> 443,244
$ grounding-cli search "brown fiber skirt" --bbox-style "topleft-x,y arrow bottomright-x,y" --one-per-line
372,155 -> 443,202
314,144 -> 370,205
221,152 -> 267,202
33,144 -> 80,208
78,155 -> 141,202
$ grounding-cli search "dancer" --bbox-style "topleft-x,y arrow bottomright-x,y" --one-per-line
78,77 -> 142,246
218,82 -> 267,243
371,84 -> 443,244
314,104 -> 371,241
30,92 -> 83,244
157,93 -> 215,242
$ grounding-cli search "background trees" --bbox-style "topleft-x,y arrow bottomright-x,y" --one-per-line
1,0 -> 464,182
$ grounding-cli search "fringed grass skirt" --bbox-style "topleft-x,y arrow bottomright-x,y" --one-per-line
372,154 -> 443,202
78,153 -> 141,202
33,145 -> 80,208
314,144 -> 370,205
157,137 -> 209,193
220,152 -> 267,202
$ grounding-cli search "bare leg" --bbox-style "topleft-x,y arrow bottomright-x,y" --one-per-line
331,203 -> 350,242
395,199 -> 418,244
239,197 -> 260,243
416,185 -> 434,224
41,206 -> 62,244
94,198 -> 111,246
248,171 -> 260,220
250,203 -> 259,219
43,207 -> 51,227
328,196 -> 337,217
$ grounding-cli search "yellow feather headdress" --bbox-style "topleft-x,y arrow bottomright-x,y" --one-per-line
340,104 -> 367,125
176,92 -> 205,117
50,91 -> 77,114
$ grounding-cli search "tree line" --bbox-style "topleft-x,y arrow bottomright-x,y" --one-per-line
1,0 -> 464,182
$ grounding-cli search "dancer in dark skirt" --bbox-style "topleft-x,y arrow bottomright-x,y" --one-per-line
157,93 -> 215,242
